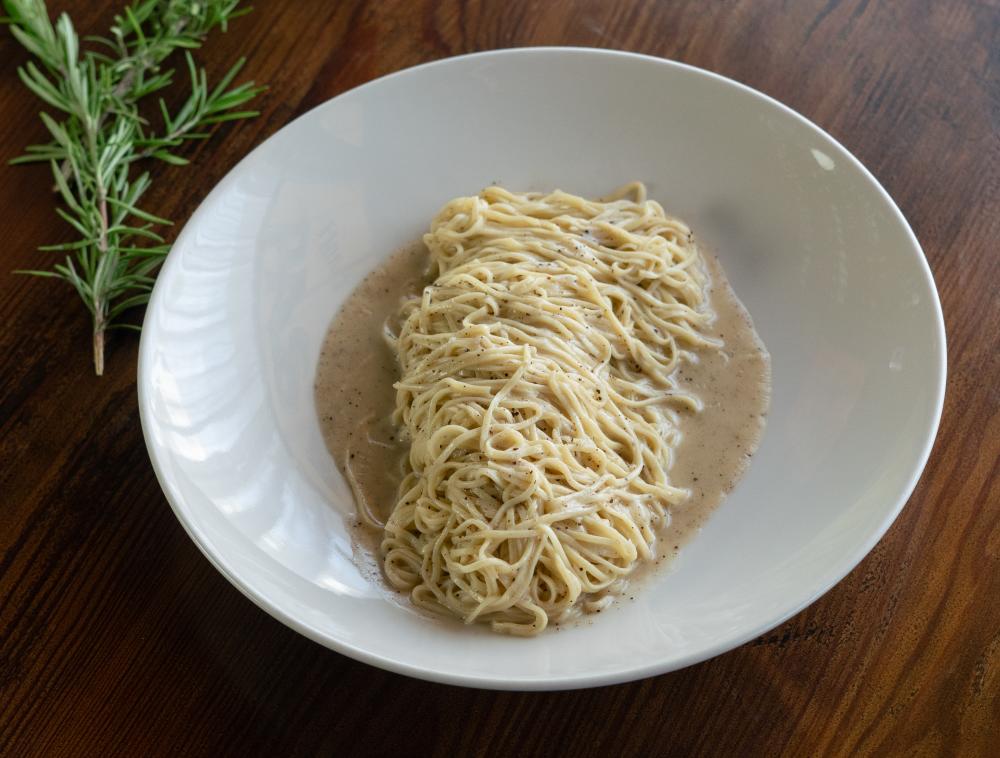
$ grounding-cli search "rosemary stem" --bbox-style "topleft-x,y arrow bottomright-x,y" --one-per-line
85,110 -> 113,373
93,313 -> 105,376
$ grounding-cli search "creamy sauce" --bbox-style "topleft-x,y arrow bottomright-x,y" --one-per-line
315,242 -> 771,614
630,252 -> 771,586
314,243 -> 427,578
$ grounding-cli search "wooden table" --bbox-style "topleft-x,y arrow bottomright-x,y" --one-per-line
2,1 -> 997,755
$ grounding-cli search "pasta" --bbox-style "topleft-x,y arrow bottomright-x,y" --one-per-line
378,183 -> 719,635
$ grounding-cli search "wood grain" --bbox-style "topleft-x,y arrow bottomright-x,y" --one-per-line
1,1 -> 998,755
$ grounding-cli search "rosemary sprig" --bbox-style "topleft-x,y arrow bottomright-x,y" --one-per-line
4,0 -> 265,374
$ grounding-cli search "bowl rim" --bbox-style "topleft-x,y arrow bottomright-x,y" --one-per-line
137,46 -> 947,690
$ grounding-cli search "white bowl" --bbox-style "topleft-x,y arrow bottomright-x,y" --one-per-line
138,48 -> 946,690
